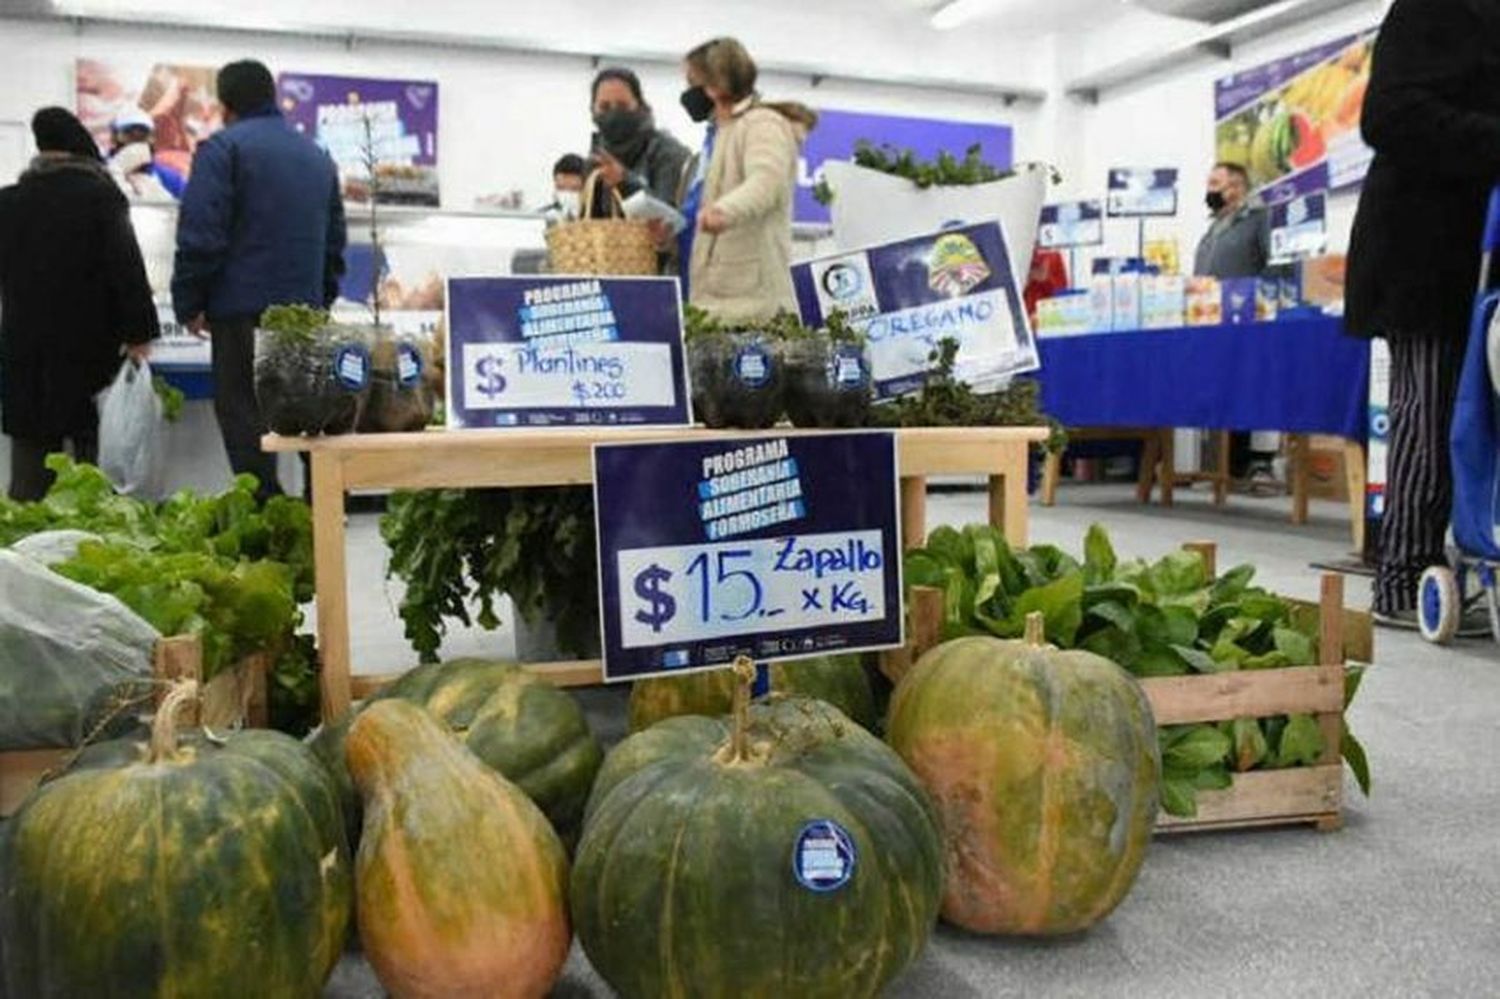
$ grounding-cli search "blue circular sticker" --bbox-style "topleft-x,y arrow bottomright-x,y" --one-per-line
734,345 -> 772,388
792,819 -> 857,893
828,346 -> 868,390
333,344 -> 371,391
396,343 -> 423,388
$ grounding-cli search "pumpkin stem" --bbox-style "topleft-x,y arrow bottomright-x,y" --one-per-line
148,680 -> 200,764
1024,612 -> 1046,647
728,655 -> 756,763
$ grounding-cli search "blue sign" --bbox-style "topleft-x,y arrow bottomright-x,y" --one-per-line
791,221 -> 1038,399
1106,168 -> 1179,218
445,276 -> 691,429
1038,199 -> 1105,249
1269,191 -> 1329,261
593,432 -> 903,682
793,819 -> 858,893
797,108 -> 1013,225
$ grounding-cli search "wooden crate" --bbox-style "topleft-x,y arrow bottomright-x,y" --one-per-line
0,637 -> 271,817
886,542 -> 1372,835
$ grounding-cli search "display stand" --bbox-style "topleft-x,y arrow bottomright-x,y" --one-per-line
264,426 -> 1050,723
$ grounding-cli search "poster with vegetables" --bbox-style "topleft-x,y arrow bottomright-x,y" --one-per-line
1213,30 -> 1376,200
277,72 -> 439,206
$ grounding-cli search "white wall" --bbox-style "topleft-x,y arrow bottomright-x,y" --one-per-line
0,8 -> 1047,210
1049,0 -> 1389,276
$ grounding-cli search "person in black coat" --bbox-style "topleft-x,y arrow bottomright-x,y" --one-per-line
1344,0 -> 1500,626
0,107 -> 158,501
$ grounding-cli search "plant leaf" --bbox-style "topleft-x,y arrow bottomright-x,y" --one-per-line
1173,644 -> 1229,674
1087,600 -> 1136,634
1342,728 -> 1372,796
1162,725 -> 1232,771
1231,717 -> 1269,771
1083,523 -> 1117,584
1273,627 -> 1316,666
1160,776 -> 1198,817
1273,713 -> 1325,767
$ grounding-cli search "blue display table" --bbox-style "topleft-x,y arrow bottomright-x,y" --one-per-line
1035,315 -> 1368,548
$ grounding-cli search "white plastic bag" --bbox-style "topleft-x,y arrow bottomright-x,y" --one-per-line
0,549 -> 160,750
97,358 -> 163,497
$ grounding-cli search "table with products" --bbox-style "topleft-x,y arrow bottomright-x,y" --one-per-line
1036,315 -> 1370,548
265,425 -> 1050,722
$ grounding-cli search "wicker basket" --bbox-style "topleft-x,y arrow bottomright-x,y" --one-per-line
545,171 -> 658,276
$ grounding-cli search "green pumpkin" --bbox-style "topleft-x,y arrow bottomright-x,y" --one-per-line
886,622 -> 1160,935
311,658 -> 603,848
573,678 -> 944,999
0,685 -> 351,998
628,654 -> 878,732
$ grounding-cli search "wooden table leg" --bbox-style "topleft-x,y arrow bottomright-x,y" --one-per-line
1289,433 -> 1310,526
1160,431 -> 1176,508
1137,431 -> 1161,504
1041,449 -> 1061,507
1344,439 -> 1367,554
1213,431 -> 1232,506
900,476 -> 927,552
990,442 -> 1031,546
311,452 -> 353,722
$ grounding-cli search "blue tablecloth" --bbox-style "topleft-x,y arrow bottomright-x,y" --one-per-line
156,365 -> 214,401
1036,316 -> 1369,439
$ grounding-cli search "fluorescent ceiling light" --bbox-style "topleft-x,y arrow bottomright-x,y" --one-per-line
930,0 -> 997,29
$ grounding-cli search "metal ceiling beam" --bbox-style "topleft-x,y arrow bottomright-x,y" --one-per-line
5,5 -> 1049,105
1065,0 -> 1367,101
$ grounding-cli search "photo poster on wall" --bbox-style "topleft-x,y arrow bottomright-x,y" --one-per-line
1213,29 -> 1376,201
278,73 -> 440,207
796,108 -> 1013,224
75,58 -> 222,181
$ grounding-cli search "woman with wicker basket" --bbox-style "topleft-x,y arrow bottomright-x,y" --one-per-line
678,37 -> 817,324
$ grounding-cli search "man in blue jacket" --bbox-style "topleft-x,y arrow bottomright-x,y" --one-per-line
173,59 -> 346,499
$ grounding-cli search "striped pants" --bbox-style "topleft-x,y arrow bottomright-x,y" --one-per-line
1375,334 -> 1468,614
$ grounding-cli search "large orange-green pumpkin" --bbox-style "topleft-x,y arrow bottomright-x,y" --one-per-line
311,658 -> 602,847
0,684 -> 350,998
628,653 -> 878,732
348,699 -> 571,999
573,674 -> 944,999
887,626 -> 1159,935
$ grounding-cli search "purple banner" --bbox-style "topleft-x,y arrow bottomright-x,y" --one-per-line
797,108 -> 1013,225
278,72 -> 439,206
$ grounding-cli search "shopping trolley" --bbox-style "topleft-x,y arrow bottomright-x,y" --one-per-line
1418,186 -> 1500,643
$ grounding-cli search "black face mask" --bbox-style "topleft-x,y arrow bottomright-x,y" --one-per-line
1205,190 -> 1227,212
680,85 -> 714,123
593,108 -> 649,150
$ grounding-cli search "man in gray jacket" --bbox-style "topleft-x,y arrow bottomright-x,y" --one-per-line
1194,161 -> 1273,485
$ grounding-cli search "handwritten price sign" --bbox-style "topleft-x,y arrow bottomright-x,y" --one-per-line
446,276 -> 691,429
594,433 -> 903,682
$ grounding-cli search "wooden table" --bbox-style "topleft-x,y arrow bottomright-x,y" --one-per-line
264,426 -> 1050,723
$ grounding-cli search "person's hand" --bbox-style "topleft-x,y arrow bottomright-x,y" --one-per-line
593,150 -> 627,188
124,341 -> 152,364
698,206 -> 731,235
646,218 -> 674,250
187,314 -> 209,339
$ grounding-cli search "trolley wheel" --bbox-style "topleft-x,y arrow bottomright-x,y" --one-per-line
1419,566 -> 1461,644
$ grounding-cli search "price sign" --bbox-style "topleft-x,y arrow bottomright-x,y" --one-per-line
594,432 -> 904,682
1037,200 -> 1104,249
791,220 -> 1037,399
446,276 -> 692,429
1106,168 -> 1179,218
1269,191 -> 1329,263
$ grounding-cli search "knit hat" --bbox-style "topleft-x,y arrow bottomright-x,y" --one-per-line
31,107 -> 101,160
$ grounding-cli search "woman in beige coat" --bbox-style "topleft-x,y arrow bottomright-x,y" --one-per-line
676,38 -> 816,324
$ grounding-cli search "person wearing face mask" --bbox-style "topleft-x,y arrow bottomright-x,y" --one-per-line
542,153 -> 586,221
678,37 -> 817,322
1192,162 -> 1269,279
1193,161 -> 1274,489
588,68 -> 691,219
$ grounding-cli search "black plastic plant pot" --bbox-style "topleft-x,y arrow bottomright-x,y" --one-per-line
783,335 -> 873,429
255,326 -> 373,436
359,334 -> 434,433
687,331 -> 784,429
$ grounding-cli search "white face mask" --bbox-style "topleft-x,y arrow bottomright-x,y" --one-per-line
555,189 -> 581,218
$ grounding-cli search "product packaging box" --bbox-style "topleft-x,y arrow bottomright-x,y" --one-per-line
1140,275 -> 1186,329
1298,253 -> 1347,310
1089,275 -> 1115,332
1256,278 -> 1280,322
1036,291 -> 1093,337
1112,269 -> 1142,331
1186,277 -> 1222,326
1220,278 -> 1258,325
1279,272 -> 1302,312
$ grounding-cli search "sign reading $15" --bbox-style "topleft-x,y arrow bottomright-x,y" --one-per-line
593,432 -> 905,682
